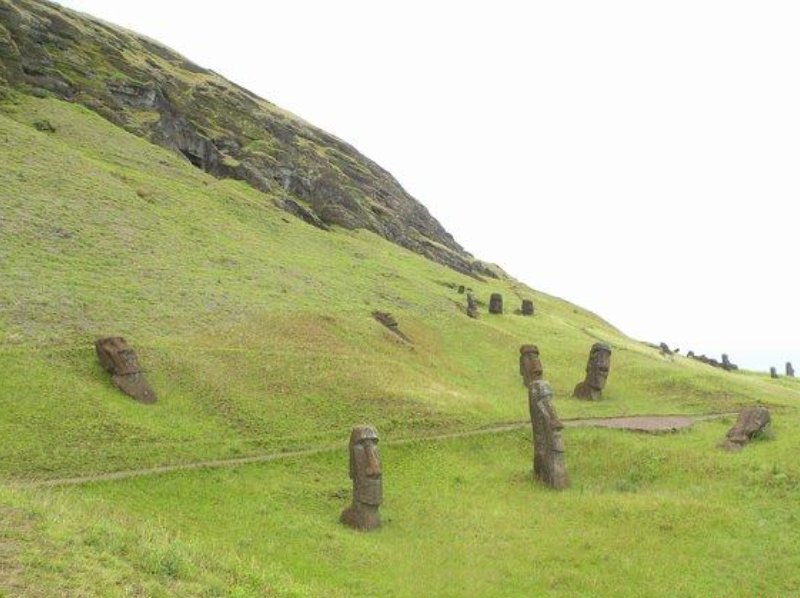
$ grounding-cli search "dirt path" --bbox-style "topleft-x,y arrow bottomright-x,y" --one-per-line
10,412 -> 733,489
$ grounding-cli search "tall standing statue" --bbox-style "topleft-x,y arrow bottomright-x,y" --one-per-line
528,380 -> 568,489
519,345 -> 543,388
95,337 -> 157,404
573,342 -> 612,400
786,362 -> 795,377
340,425 -> 383,531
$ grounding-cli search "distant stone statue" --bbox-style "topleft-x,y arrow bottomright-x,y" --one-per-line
721,354 -> 738,371
528,380 -> 568,489
770,367 -> 779,379
489,293 -> 503,314
573,342 -> 612,400
519,345 -> 543,388
521,299 -> 534,316
722,406 -> 771,451
95,337 -> 156,404
466,293 -> 479,319
340,425 -> 383,531
786,362 -> 795,377
457,285 -> 465,294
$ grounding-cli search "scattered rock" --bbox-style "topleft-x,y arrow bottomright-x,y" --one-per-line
519,345 -> 543,388
94,337 -> 156,404
521,299 -> 534,316
529,380 -> 568,489
489,293 -> 503,315
573,342 -> 612,401
340,426 -> 382,531
722,406 -> 771,451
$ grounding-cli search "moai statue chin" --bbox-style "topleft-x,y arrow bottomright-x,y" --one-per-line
489,293 -> 503,314
519,345 -> 543,388
95,337 -> 156,404
529,380 -> 568,490
573,342 -> 611,401
466,293 -> 479,319
340,426 -> 383,531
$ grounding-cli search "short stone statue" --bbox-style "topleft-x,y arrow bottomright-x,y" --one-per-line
95,337 -> 156,404
528,380 -> 568,489
573,342 -> 612,400
519,345 -> 543,388
521,299 -> 534,316
489,293 -> 503,314
466,293 -> 479,319
457,285 -> 465,294
722,406 -> 771,451
770,367 -> 779,379
786,362 -> 795,377
340,425 -> 383,531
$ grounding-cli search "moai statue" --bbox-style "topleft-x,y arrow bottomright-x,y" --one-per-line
770,367 -> 779,379
528,380 -> 568,489
573,342 -> 612,400
95,337 -> 156,404
519,345 -> 543,388
786,362 -> 795,377
521,299 -> 534,316
466,293 -> 479,319
489,293 -> 503,314
722,406 -> 771,451
457,285 -> 466,294
721,354 -> 738,371
340,426 -> 383,531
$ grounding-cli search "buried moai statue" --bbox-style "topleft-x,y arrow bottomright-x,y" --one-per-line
340,425 -> 383,531
770,367 -> 779,379
94,337 -> 156,404
786,362 -> 795,377
521,299 -> 534,316
528,380 -> 569,489
489,293 -> 503,314
466,293 -> 479,319
519,345 -> 543,388
573,342 -> 612,400
722,406 -> 771,451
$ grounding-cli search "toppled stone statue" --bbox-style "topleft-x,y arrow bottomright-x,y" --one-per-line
489,293 -> 503,314
94,337 -> 157,404
372,311 -> 411,342
722,406 -> 771,451
770,367 -> 779,379
519,345 -> 543,388
340,426 -> 383,531
573,342 -> 612,400
786,362 -> 795,377
521,299 -> 534,316
466,293 -> 479,319
528,380 -> 568,489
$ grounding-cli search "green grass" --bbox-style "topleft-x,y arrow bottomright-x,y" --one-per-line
1,93 -> 800,595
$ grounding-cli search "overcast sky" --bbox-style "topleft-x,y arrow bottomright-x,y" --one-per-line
55,0 -> 798,372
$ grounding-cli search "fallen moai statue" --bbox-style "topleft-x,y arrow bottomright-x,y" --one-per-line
95,337 -> 156,404
340,425 -> 383,531
722,406 -> 771,451
529,380 -> 568,489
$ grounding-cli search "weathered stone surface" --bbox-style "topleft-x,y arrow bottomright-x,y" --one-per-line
489,293 -> 503,314
94,337 -> 156,404
529,380 -> 568,489
786,362 -> 795,377
722,406 -> 771,451
521,299 -> 534,316
466,293 -> 479,319
573,342 -> 611,400
770,367 -> 779,379
519,345 -> 543,388
340,426 -> 382,531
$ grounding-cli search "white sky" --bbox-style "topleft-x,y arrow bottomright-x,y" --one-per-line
54,0 -> 798,372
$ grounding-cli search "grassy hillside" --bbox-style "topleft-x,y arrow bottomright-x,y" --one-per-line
2,92 -> 800,596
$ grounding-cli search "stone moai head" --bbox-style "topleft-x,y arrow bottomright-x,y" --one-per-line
466,293 -> 479,319
521,299 -> 534,316
528,380 -> 568,489
519,344 -> 543,387
489,293 -> 503,314
586,343 -> 612,390
786,362 -> 795,377
770,367 -> 779,379
95,337 -> 156,404
341,425 -> 383,530
457,285 -> 466,294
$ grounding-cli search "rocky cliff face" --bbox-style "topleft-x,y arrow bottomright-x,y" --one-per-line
0,0 -> 493,276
